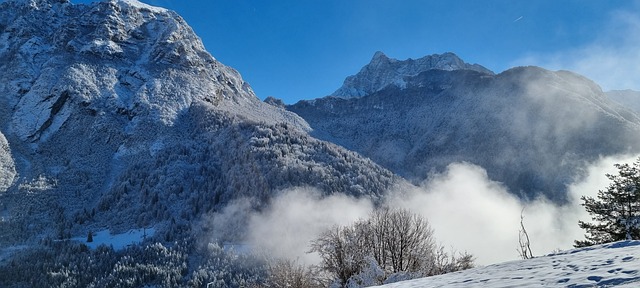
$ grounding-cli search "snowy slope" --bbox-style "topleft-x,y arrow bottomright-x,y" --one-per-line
607,90 -> 640,114
377,240 -> 640,288
70,227 -> 156,250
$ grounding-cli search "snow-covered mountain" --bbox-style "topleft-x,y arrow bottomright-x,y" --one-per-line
376,240 -> 640,287
0,0 -> 398,247
331,52 -> 493,98
290,54 -> 640,201
607,89 -> 640,114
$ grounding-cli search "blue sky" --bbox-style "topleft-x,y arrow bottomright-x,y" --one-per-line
75,0 -> 640,103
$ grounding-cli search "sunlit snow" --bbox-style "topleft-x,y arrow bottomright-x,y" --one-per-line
117,0 -> 167,13
376,241 -> 640,287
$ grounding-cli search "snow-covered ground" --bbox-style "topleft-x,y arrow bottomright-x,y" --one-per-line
376,241 -> 640,287
71,228 -> 155,250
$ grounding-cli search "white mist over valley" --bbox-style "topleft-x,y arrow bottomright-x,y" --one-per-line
1,0 -> 640,287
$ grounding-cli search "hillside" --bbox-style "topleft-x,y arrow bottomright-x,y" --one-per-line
607,89 -> 640,114
0,0 -> 398,248
376,240 -> 640,287
289,53 -> 640,201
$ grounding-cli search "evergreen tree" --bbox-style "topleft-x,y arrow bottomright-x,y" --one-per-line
575,158 -> 640,247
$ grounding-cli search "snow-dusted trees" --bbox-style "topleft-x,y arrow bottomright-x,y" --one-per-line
575,158 -> 640,247
262,258 -> 323,288
310,225 -> 364,285
310,208 -> 474,286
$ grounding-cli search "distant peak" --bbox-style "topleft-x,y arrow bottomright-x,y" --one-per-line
331,51 -> 494,98
372,51 -> 388,60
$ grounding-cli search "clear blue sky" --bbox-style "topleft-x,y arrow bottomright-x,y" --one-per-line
74,0 -> 640,104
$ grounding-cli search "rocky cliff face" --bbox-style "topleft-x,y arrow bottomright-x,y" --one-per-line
331,51 -> 493,98
0,133 -> 15,192
291,53 -> 640,201
0,0 -> 398,245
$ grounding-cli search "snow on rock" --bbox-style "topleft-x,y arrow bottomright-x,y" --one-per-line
116,0 -> 167,13
11,88 -> 72,142
0,0 -> 309,133
331,51 -> 494,98
0,0 -> 393,253
0,132 -> 16,193
607,89 -> 640,114
376,241 -> 640,287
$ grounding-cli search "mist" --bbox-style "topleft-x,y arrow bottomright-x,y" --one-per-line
514,4 -> 640,91
246,188 -> 374,264
230,154 -> 639,266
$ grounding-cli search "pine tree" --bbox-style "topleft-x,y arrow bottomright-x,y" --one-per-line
575,158 -> 640,247
87,231 -> 93,243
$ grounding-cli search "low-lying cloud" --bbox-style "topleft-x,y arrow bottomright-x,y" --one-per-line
246,188 -> 374,264
209,154 -> 639,266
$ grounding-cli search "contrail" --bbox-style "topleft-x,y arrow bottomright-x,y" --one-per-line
513,16 -> 524,22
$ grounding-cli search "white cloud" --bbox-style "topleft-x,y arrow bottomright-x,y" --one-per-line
245,187 -> 374,264
390,156 -> 638,265
388,163 -> 523,265
216,155 -> 639,267
513,7 -> 640,91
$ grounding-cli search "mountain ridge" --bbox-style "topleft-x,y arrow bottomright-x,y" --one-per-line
607,89 -> 640,115
290,55 -> 640,201
331,51 -> 493,98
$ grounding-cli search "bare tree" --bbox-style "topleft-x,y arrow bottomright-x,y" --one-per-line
310,208 -> 474,286
431,246 -> 475,275
517,209 -> 533,259
309,225 -> 364,286
383,208 -> 435,273
263,258 -> 324,288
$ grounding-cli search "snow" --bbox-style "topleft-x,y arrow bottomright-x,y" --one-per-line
71,228 -> 155,250
116,0 -> 167,13
331,52 -> 493,98
375,240 -> 640,287
607,89 -> 640,115
80,39 -> 124,56
18,174 -> 56,193
0,132 -> 16,193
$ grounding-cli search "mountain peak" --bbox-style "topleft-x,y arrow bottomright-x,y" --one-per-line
331,52 -> 494,98
372,50 -> 388,59
0,0 -> 311,142
371,51 -> 392,62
